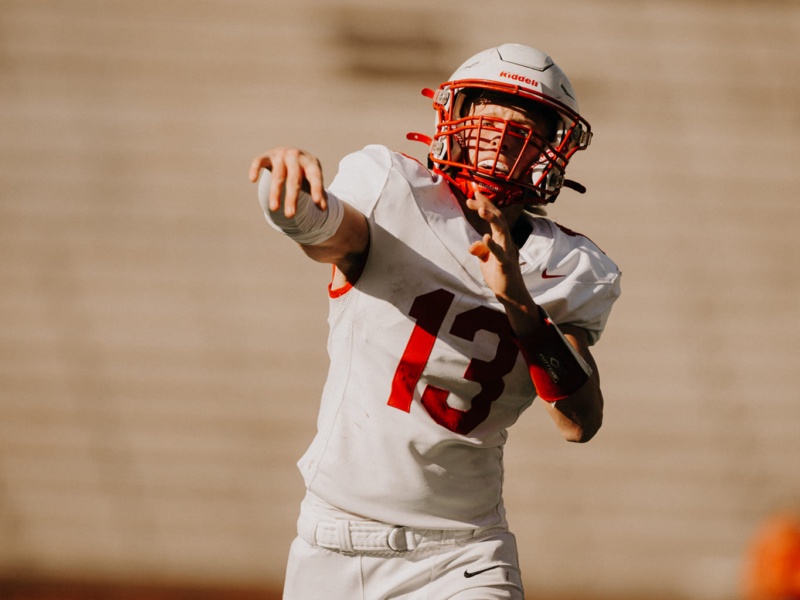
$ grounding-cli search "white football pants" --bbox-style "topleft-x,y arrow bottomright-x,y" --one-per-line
282,528 -> 524,599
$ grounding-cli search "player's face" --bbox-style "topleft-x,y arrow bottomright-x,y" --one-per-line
462,101 -> 550,180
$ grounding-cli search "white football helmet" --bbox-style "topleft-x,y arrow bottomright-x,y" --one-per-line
408,44 -> 592,206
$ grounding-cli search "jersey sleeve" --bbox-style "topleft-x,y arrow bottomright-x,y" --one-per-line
524,220 -> 622,346
327,145 -> 393,216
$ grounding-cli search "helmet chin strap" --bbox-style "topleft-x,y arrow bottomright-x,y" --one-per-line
429,163 -> 529,208
457,172 -> 526,208
563,179 -> 587,194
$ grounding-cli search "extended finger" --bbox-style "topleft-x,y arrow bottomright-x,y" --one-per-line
468,238 -> 491,262
248,155 -> 273,183
268,154 -> 288,213
482,232 -> 507,260
283,150 -> 304,218
300,158 -> 327,210
483,196 -> 515,242
468,192 -> 503,221
471,194 -> 510,248
487,211 -> 509,249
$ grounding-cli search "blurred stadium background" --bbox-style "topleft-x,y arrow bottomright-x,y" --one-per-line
1,1 -> 799,599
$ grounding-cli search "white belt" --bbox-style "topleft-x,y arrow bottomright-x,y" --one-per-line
298,513 -> 498,554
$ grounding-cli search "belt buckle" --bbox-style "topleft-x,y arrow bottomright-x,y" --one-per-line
387,526 -> 410,552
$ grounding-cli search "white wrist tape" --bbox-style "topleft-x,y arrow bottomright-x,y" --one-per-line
257,168 -> 344,246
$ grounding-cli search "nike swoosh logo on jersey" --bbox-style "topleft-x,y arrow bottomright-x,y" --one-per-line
541,268 -> 566,279
464,565 -> 504,578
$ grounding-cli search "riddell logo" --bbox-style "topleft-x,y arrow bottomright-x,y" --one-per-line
499,71 -> 539,87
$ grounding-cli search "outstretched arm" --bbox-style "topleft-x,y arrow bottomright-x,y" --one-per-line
249,147 -> 369,278
466,192 -> 603,443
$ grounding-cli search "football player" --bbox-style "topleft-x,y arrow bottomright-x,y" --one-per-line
249,43 -> 622,599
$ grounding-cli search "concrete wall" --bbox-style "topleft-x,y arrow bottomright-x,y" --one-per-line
1,1 -> 799,598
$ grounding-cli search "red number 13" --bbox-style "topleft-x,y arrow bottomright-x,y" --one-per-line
387,289 -> 519,434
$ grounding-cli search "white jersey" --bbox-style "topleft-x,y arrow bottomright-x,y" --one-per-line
296,145 -> 621,530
